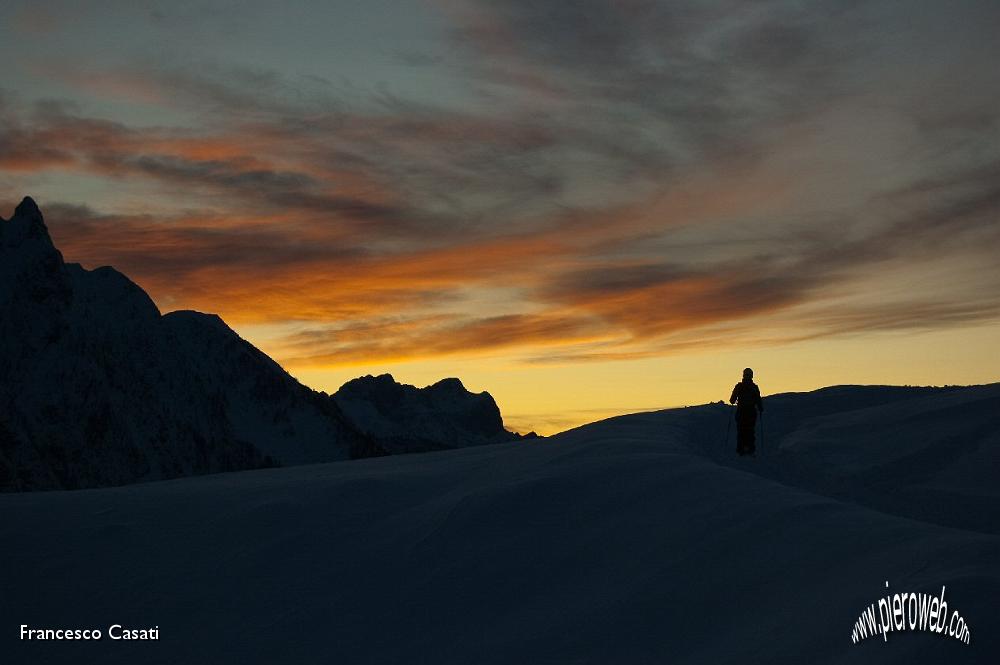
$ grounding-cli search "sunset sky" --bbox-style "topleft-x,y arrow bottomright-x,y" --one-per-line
2,1 -> 999,433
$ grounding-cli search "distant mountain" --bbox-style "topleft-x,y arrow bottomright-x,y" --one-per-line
0,198 -> 521,491
334,374 -> 528,453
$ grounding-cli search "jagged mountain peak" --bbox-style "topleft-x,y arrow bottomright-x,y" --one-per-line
14,195 -> 41,219
1,196 -> 56,251
333,372 -> 518,453
352,372 -> 399,386
1,198 -> 522,491
342,373 -> 469,394
428,377 -> 470,393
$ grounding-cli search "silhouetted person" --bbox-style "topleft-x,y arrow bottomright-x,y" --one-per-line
730,368 -> 763,456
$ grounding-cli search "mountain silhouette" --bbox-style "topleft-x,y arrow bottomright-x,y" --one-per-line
0,198 -> 520,491
335,373 -> 534,453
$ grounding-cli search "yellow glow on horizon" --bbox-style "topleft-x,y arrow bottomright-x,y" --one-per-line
272,320 -> 1000,436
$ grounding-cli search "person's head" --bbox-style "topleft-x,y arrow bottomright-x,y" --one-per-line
742,367 -> 753,381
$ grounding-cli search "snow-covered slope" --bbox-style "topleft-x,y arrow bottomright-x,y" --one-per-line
2,384 -> 997,664
334,373 -> 528,452
692,383 -> 1000,534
